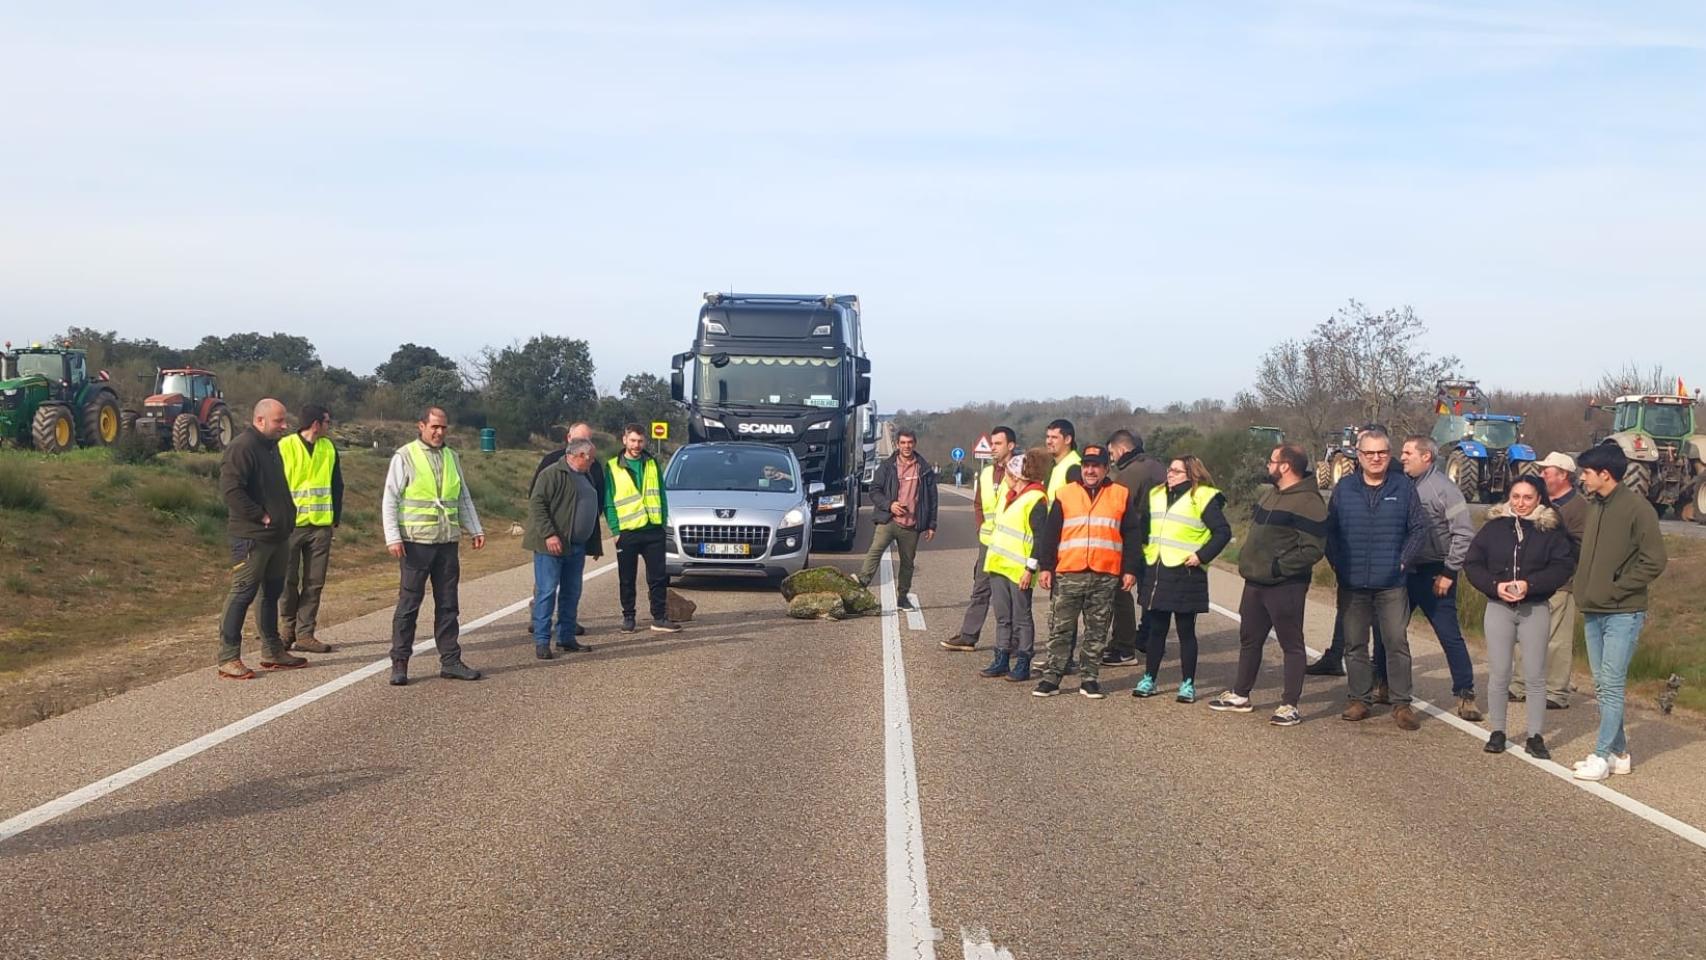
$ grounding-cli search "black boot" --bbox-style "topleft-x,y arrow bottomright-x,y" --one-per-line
1525,734 -> 1550,760
1484,731 -> 1506,754
389,661 -> 408,686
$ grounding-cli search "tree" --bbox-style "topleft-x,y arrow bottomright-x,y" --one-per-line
618,372 -> 674,426
480,335 -> 597,438
401,366 -> 468,418
377,343 -> 458,385
1596,362 -> 1676,399
1253,336 -> 1340,442
191,332 -> 321,375
1316,300 -> 1457,433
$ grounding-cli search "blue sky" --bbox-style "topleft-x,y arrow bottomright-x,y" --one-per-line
2,1 -> 1702,410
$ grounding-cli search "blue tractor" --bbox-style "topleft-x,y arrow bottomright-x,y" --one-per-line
1431,379 -> 1537,504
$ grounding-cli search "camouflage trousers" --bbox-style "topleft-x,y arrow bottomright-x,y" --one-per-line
1042,571 -> 1118,682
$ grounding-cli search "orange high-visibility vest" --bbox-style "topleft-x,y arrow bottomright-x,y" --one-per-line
1053,481 -> 1129,575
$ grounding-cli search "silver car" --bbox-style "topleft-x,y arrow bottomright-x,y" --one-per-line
663,442 -> 821,581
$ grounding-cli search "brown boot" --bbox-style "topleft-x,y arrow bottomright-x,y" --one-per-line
1393,704 -> 1421,731
1455,695 -> 1483,722
216,660 -> 257,680
292,636 -> 333,653
1341,701 -> 1372,722
260,651 -> 309,670
1372,682 -> 1392,705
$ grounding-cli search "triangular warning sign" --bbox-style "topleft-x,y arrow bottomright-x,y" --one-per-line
972,434 -> 994,457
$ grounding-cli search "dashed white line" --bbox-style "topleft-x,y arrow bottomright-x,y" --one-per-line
905,594 -> 927,632
0,563 -> 616,845
880,547 -> 940,960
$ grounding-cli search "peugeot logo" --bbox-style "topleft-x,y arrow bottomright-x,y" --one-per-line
715,508 -> 736,519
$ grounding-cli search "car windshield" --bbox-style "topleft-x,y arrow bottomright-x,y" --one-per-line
159,374 -> 193,396
666,447 -> 798,493
12,353 -> 64,381
1643,404 -> 1692,438
695,355 -> 842,408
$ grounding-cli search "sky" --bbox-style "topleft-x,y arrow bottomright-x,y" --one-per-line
2,1 -> 1703,411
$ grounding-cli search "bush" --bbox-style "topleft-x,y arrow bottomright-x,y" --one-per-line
0,461 -> 48,512
109,429 -> 159,465
140,479 -> 221,518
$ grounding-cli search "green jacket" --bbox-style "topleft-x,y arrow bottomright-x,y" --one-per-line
1574,483 -> 1668,613
526,460 -> 605,558
1238,479 -> 1328,586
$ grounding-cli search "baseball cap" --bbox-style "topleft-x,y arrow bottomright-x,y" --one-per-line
1081,444 -> 1110,465
1536,452 -> 1577,473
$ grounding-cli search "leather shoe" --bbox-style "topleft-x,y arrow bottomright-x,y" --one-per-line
536,646 -> 554,660
389,662 -> 408,686
1393,704 -> 1421,731
556,642 -> 589,652
439,660 -> 482,681
292,636 -> 333,653
575,624 -> 587,636
1305,660 -> 1346,677
1341,701 -> 1372,722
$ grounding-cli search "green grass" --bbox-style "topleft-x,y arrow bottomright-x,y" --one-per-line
0,461 -> 49,512
4,573 -> 29,595
105,468 -> 137,489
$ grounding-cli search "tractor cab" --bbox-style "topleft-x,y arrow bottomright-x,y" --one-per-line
131,368 -> 234,452
1588,388 -> 1706,521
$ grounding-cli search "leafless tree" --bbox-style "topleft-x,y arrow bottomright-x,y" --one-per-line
1316,300 -> 1457,434
1595,362 -> 1676,399
1253,336 -> 1340,441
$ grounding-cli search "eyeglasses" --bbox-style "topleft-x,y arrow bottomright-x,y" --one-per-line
1358,449 -> 1390,458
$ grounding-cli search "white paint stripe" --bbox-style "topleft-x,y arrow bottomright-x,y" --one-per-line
1208,601 -> 1325,661
1204,599 -> 1706,852
0,563 -> 617,845
905,594 -> 926,632
960,927 -> 1016,960
881,547 -> 940,959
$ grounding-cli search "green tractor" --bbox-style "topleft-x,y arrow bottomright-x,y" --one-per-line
0,343 -> 123,453
1247,425 -> 1286,448
1589,390 -> 1706,523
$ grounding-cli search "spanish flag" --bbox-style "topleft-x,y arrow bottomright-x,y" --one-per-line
1681,376 -> 1690,397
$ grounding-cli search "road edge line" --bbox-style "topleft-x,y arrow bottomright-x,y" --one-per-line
881,547 -> 940,959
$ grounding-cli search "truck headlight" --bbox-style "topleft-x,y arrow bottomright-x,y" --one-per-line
702,417 -> 724,429
817,494 -> 845,511
783,507 -> 806,526
807,420 -> 831,431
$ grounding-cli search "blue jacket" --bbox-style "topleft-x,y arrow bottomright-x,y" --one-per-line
1325,470 -> 1425,590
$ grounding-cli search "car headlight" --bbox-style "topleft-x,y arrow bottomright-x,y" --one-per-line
783,507 -> 806,526
817,494 -> 846,511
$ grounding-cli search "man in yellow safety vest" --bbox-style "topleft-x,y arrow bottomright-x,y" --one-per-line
940,426 -> 1017,652
606,423 -> 681,634
279,403 -> 343,654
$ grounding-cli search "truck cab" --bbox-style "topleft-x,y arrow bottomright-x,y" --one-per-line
671,293 -> 872,550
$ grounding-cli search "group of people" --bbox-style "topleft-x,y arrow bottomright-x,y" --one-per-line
215,404 -> 683,688
928,418 -> 1669,779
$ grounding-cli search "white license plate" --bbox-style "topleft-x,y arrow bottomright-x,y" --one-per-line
700,543 -> 752,557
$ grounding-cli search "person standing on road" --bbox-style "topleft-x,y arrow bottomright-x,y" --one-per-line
856,429 -> 939,610
1309,422 -> 1391,682
279,403 -> 342,655
1030,445 -> 1142,700
942,426 -> 1017,652
1103,429 -> 1166,667
1326,427 -> 1426,731
977,450 -> 1050,682
1569,443 -> 1668,781
1043,418 -> 1083,505
1399,435 -> 1483,721
534,421 -> 606,639
1208,443 -> 1326,726
1511,452 -> 1588,709
1132,455 -> 1231,704
606,424 -> 680,633
215,398 -> 305,680
527,437 -> 604,659
1463,477 -> 1577,759
382,407 -> 485,686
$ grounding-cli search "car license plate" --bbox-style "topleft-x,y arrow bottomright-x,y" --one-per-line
700,543 -> 751,557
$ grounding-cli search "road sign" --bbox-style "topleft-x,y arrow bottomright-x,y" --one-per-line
950,447 -> 965,462
651,421 -> 669,440
972,434 -> 994,459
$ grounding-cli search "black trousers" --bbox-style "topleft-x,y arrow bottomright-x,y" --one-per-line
1234,580 -> 1309,706
618,526 -> 669,619
391,541 -> 463,665
1105,590 -> 1152,658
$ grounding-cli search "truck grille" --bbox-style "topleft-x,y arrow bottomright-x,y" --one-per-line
679,524 -> 771,550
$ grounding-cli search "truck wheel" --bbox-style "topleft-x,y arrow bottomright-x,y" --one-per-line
82,391 -> 122,446
31,404 -> 75,453
171,412 -> 202,452
205,405 -> 236,451
1447,450 -> 1479,504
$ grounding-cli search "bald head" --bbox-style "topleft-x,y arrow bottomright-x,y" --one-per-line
252,399 -> 288,440
567,421 -> 593,443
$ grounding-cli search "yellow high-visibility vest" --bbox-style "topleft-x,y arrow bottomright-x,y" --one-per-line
984,487 -> 1047,583
400,440 -> 462,543
1144,484 -> 1221,566
977,463 -> 1009,546
279,433 -> 336,527
1047,449 -> 1081,505
608,455 -> 664,531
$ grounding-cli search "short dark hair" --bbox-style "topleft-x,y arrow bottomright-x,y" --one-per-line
1508,475 -> 1551,507
299,404 -> 330,428
622,422 -> 648,439
1275,443 -> 1310,477
1577,443 -> 1627,479
1046,418 -> 1076,445
991,426 -> 1017,444
418,406 -> 447,424
1106,428 -> 1136,449
897,428 -> 917,441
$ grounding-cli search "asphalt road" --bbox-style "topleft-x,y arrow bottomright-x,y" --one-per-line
3,494 -> 1705,959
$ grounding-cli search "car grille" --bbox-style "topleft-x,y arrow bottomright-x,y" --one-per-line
679,524 -> 771,551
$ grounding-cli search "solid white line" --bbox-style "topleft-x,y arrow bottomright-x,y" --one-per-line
1208,601 -> 1325,661
1203,598 -> 1706,852
905,595 -> 927,632
0,563 -> 616,845
881,547 -> 940,960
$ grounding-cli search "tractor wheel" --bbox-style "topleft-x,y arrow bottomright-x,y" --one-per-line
1447,450 -> 1480,504
82,391 -> 122,446
1623,461 -> 1651,502
171,412 -> 202,452
120,410 -> 139,434
205,405 -> 236,451
1330,453 -> 1355,489
1691,483 -> 1706,525
1515,460 -> 1540,480
31,404 -> 75,453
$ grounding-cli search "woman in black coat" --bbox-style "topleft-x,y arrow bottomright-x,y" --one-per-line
1134,455 -> 1232,704
1462,476 -> 1577,759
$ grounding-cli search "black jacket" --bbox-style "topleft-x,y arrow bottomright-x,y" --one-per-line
221,426 -> 295,543
870,453 -> 938,531
1463,503 -> 1578,607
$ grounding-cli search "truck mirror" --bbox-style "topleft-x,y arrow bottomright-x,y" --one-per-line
670,368 -> 684,404
808,482 -> 826,497
855,374 -> 871,407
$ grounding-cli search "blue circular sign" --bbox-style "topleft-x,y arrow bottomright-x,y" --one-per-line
950,447 -> 965,461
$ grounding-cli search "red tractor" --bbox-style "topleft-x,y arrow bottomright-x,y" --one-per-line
124,369 -> 237,452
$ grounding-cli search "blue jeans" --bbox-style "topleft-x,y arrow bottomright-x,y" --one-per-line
532,545 -> 587,649
1584,611 -> 1645,758
1407,566 -> 1476,697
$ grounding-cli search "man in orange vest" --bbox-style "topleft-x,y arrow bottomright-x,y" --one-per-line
1030,444 -> 1143,699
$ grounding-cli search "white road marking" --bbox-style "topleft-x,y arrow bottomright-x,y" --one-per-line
960,927 -> 1016,960
906,594 -> 927,632
880,547 -> 940,960
1208,601 -> 1325,661
0,563 -> 617,845
1205,600 -> 1706,852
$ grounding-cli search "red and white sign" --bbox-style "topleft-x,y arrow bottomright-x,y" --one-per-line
972,434 -> 994,458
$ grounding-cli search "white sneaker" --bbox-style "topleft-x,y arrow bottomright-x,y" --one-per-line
1572,754 -> 1611,782
1611,752 -> 1632,775
1208,691 -> 1253,713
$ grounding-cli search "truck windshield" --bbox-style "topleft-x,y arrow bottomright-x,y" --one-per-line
12,354 -> 65,381
1469,421 -> 1519,448
666,446 -> 798,493
1643,404 -> 1691,438
696,355 -> 842,408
